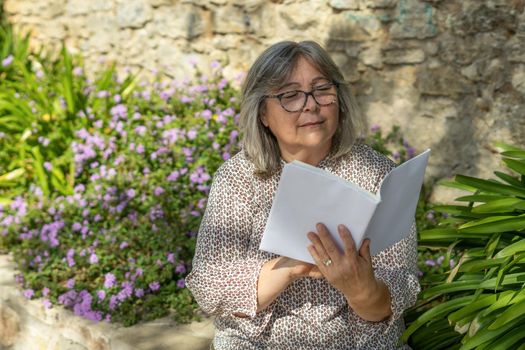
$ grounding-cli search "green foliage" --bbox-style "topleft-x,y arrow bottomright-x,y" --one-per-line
403,143 -> 525,349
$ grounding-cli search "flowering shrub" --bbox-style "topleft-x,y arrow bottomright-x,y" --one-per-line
1,36 -> 241,324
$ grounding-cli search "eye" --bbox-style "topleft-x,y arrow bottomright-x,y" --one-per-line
313,83 -> 333,91
281,91 -> 300,99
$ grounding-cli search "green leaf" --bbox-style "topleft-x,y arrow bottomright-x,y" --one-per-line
437,179 -> 477,192
495,239 -> 525,258
494,171 -> 523,187
488,295 -> 525,330
459,314 -> 525,350
472,198 -> 525,213
503,158 -> 525,176
459,215 -> 525,234
455,175 -> 525,197
448,293 -> 501,323
401,296 -> 474,343
488,326 -> 525,350
455,194 -> 506,203
501,151 -> 525,159
0,168 -> 25,183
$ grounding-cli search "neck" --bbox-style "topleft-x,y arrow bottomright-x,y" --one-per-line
279,142 -> 332,166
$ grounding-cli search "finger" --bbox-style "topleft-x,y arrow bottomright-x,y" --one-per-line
359,239 -> 373,264
308,266 -> 323,279
307,244 -> 325,269
307,231 -> 330,262
338,224 -> 357,256
316,223 -> 342,262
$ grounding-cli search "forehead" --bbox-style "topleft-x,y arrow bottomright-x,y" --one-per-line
288,56 -> 326,81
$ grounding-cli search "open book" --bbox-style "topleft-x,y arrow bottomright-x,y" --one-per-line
259,149 -> 431,264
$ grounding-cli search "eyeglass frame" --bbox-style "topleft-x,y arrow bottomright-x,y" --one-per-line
263,82 -> 339,113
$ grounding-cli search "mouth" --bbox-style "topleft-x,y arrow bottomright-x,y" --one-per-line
299,120 -> 325,127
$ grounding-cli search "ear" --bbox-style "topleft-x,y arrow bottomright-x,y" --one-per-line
260,112 -> 269,127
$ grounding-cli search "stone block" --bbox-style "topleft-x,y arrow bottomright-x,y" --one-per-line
65,0 -> 92,16
0,303 -> 20,347
213,5 -> 249,34
512,65 -> 525,96
416,67 -> 473,97
452,4 -> 517,36
116,0 -> 153,29
364,0 -> 397,9
153,4 -> 205,39
4,0 -> 34,16
382,48 -> 425,65
279,3 -> 319,31
390,0 -> 438,39
329,0 -> 361,10
359,44 -> 383,68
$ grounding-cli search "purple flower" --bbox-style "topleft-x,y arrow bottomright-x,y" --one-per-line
425,259 -> 436,267
135,288 -> 144,298
149,281 -> 160,291
44,162 -> 53,171
437,256 -> 445,265
73,67 -> 83,76
119,241 -> 129,249
72,222 -> 82,232
187,129 -> 197,140
407,147 -> 416,159
167,252 -> 175,264
42,299 -> 52,309
175,263 -> 186,274
89,252 -> 99,264
66,278 -> 75,289
136,144 -> 145,154
42,287 -> 50,297
177,279 -> 186,288
126,189 -> 136,199
109,295 -> 119,310
23,289 -> 35,299
154,187 -> 165,196
201,109 -> 212,119
392,151 -> 400,160
450,259 -> 456,268
104,273 -> 116,289
222,152 -> 231,160
167,171 -> 180,182
2,55 -> 13,67
97,290 -> 106,301
117,282 -> 134,301
370,124 -> 381,132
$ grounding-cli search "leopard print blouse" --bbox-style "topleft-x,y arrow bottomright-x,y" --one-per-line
186,143 -> 420,349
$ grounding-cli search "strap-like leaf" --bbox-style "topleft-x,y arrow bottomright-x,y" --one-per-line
503,158 -> 525,176
459,215 -> 525,234
488,298 -> 525,330
495,239 -> 525,258
456,175 -> 525,197
471,198 -> 525,213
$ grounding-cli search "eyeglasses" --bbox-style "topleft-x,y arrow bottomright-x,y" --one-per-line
264,82 -> 338,113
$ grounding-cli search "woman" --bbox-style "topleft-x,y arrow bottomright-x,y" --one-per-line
186,41 -> 420,349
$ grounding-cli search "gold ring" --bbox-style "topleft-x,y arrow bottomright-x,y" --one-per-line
323,259 -> 333,267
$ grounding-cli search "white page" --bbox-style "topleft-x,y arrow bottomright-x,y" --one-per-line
260,161 -> 380,264
365,149 -> 431,255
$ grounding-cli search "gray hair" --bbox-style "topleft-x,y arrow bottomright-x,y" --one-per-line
239,40 -> 364,177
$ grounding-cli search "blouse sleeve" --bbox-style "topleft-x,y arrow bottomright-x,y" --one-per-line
185,160 -> 270,321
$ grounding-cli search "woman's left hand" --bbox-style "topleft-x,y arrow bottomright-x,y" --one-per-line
306,223 -> 379,301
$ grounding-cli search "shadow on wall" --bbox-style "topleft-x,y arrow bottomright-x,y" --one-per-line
324,0 -> 525,185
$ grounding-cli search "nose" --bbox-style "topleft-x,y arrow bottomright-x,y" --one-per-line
302,92 -> 318,112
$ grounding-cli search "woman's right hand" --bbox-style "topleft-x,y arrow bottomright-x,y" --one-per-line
255,256 -> 323,313
272,256 -> 323,282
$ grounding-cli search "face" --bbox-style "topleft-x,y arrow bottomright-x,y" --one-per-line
261,56 -> 339,161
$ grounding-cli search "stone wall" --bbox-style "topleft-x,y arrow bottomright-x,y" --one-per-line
0,254 -> 214,350
3,0 -> 525,201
